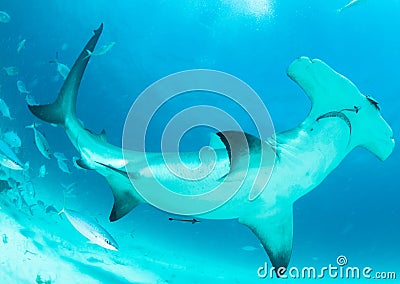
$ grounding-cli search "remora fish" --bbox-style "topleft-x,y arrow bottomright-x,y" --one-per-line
26,123 -> 52,159
168,217 -> 200,224
28,24 -> 395,272
58,207 -> 118,251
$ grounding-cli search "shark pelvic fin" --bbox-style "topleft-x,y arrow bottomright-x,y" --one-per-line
75,158 -> 94,170
239,206 -> 293,273
28,23 -> 104,126
105,175 -> 142,221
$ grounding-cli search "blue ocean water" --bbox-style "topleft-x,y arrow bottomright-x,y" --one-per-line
0,0 -> 399,283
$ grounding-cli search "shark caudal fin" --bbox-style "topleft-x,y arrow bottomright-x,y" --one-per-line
287,57 -> 394,161
28,24 -> 104,127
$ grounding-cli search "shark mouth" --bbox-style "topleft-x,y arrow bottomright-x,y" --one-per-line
316,111 -> 352,134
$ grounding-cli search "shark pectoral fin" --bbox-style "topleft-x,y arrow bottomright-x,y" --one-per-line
105,175 -> 142,222
239,206 -> 293,272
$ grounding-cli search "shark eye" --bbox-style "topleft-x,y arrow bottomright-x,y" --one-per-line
365,95 -> 380,111
105,239 -> 110,244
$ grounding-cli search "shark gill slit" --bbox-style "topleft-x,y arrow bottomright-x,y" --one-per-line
316,111 -> 352,134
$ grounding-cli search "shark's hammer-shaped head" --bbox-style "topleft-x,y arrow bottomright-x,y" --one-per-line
287,56 -> 395,161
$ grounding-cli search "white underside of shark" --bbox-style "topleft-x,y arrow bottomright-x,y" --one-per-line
28,24 -> 395,272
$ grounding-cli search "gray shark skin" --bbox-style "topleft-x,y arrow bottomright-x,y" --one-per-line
28,24 -> 395,272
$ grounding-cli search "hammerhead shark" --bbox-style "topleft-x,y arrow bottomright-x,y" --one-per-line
28,24 -> 394,272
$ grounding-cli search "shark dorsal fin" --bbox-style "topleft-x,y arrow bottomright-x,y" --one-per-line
214,131 -> 276,200
216,131 -> 263,164
209,132 -> 226,150
99,129 -> 107,142
214,131 -> 275,175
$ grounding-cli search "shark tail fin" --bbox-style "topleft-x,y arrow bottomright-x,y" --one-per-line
28,23 -> 104,127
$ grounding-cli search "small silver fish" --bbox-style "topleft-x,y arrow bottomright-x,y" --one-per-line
38,164 -> 47,178
0,153 -> 23,170
49,60 -> 70,80
3,66 -> 18,76
0,140 -> 25,171
59,208 -> 119,251
2,130 -> 22,148
0,98 -> 13,119
25,94 -> 38,106
84,41 -> 116,59
17,39 -> 26,54
0,11 -> 11,23
54,152 -> 67,161
26,123 -> 52,159
17,80 -> 30,94
57,158 -> 71,174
